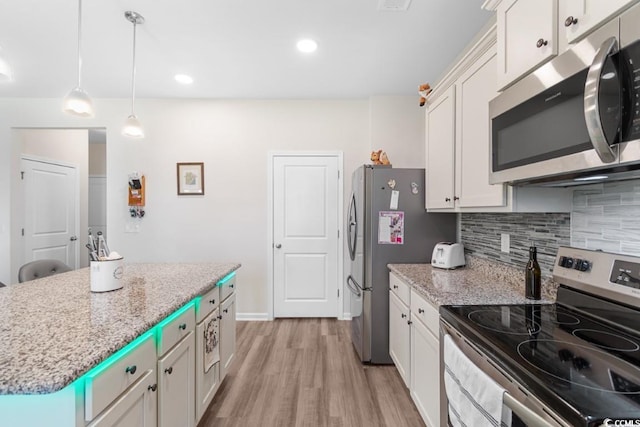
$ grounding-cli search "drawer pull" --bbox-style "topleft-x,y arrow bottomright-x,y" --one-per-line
125,365 -> 137,375
209,299 -> 216,304
445,197 -> 451,202
230,284 -> 234,288
401,313 -> 407,319
148,384 -> 157,392
393,285 -> 398,289
164,367 -> 173,375
217,315 -> 223,320
178,323 -> 187,330
223,308 -> 229,314
418,308 -> 424,314
407,320 -> 413,325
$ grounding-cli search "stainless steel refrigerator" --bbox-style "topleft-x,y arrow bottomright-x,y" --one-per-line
346,165 -> 456,364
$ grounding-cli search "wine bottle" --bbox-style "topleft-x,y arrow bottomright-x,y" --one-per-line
525,246 -> 541,300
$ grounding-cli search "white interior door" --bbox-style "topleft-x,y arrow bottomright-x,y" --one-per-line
89,175 -> 107,240
273,155 -> 340,317
22,158 -> 78,269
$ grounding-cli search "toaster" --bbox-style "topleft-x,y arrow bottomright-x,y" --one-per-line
431,242 -> 466,269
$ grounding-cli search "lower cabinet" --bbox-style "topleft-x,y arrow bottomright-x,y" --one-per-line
158,331 -> 195,427
410,313 -> 440,427
388,273 -> 442,427
87,369 -> 158,427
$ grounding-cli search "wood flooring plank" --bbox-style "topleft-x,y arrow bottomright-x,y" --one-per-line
198,319 -> 426,427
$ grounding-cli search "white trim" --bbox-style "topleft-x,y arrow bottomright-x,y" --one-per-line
481,0 -> 503,11
267,151 -> 345,320
236,312 -> 270,321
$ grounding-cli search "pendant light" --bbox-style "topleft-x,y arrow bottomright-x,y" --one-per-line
63,0 -> 94,117
122,11 -> 145,138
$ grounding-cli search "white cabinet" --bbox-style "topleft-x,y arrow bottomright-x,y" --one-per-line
410,311 -> 440,427
426,86 -> 456,210
389,273 -> 411,387
561,0 -> 638,43
158,331 -> 195,427
219,292 -> 236,380
195,286 -> 221,423
388,273 -> 442,427
496,0 -> 558,90
88,369 -> 158,427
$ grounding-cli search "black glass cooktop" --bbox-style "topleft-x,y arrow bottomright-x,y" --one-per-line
440,287 -> 640,427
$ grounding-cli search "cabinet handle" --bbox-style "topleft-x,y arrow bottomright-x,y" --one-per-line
453,196 -> 459,201
418,308 -> 424,314
564,16 -> 578,27
536,38 -> 548,48
230,284 -> 234,288
178,323 -> 187,330
209,299 -> 216,304
217,315 -> 223,320
165,367 -> 173,375
223,308 -> 229,313
407,320 -> 413,325
401,313 -> 407,319
445,197 -> 451,202
393,285 -> 398,289
125,365 -> 137,375
148,384 -> 157,392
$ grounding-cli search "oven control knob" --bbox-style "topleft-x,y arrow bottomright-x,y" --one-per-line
579,260 -> 590,271
572,357 -> 590,371
558,348 -> 574,362
564,258 -> 574,268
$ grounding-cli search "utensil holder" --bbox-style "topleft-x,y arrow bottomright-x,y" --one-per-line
90,258 -> 124,292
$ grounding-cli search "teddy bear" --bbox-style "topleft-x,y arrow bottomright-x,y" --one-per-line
371,150 -> 391,165
418,83 -> 432,107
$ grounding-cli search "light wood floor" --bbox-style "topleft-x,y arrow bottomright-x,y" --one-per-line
198,318 -> 426,427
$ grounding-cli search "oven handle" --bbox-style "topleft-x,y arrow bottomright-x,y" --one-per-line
584,36 -> 618,164
503,393 -> 554,427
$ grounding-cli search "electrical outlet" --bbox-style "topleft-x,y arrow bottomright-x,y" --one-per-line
501,233 -> 510,253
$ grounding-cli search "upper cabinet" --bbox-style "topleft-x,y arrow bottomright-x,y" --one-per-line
489,0 -> 640,89
561,0 -> 638,44
496,0 -> 558,90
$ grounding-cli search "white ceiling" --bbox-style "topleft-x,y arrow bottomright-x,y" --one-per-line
0,0 -> 492,99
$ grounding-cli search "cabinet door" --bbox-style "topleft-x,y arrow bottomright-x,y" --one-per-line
88,369 -> 157,427
220,293 -> 236,380
425,86 -> 455,210
497,0 -> 558,89
389,290 -> 411,388
455,48 -> 505,208
410,318 -> 440,427
195,319 -> 221,423
158,332 -> 195,427
562,0 -> 637,43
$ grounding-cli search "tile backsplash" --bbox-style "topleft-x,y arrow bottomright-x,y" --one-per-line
460,213 -> 571,278
571,180 -> 640,256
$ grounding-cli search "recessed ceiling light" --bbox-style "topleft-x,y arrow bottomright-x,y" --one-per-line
174,74 -> 194,84
296,39 -> 318,53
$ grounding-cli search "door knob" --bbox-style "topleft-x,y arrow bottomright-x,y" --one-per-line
70,236 -> 78,241
275,243 -> 282,249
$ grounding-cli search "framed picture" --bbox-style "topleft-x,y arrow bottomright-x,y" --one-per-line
177,162 -> 205,195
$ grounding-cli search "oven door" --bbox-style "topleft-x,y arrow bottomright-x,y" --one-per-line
490,20 -> 622,185
440,319 -> 569,427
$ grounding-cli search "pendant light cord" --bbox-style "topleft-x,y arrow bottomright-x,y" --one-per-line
130,18 -> 137,115
76,0 -> 83,88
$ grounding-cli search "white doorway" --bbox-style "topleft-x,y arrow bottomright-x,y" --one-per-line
21,157 -> 79,271
269,152 -> 343,318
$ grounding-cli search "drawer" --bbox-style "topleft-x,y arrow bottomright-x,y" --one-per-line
85,331 -> 156,421
219,273 -> 236,302
197,286 -> 220,323
410,289 -> 439,336
157,303 -> 196,356
389,272 -> 410,306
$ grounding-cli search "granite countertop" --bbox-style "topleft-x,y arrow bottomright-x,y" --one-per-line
0,262 -> 240,395
388,256 -> 556,307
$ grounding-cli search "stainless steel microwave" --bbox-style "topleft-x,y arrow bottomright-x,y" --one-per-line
490,4 -> 640,186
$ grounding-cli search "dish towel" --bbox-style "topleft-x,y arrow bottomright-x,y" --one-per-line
444,334 -> 512,427
203,307 -> 220,373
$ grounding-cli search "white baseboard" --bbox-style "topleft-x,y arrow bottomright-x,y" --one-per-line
236,312 -> 270,321
343,312 -> 352,320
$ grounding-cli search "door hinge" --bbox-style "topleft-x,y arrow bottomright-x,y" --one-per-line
20,171 -> 24,180
338,289 -> 340,297
337,229 -> 340,238
21,228 -> 24,236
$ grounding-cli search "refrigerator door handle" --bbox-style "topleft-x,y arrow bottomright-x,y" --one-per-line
346,275 -> 362,297
347,193 -> 357,261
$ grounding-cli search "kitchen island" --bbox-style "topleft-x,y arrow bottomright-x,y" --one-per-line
0,262 -> 240,427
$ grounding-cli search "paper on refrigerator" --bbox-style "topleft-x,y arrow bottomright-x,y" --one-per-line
378,211 -> 404,244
